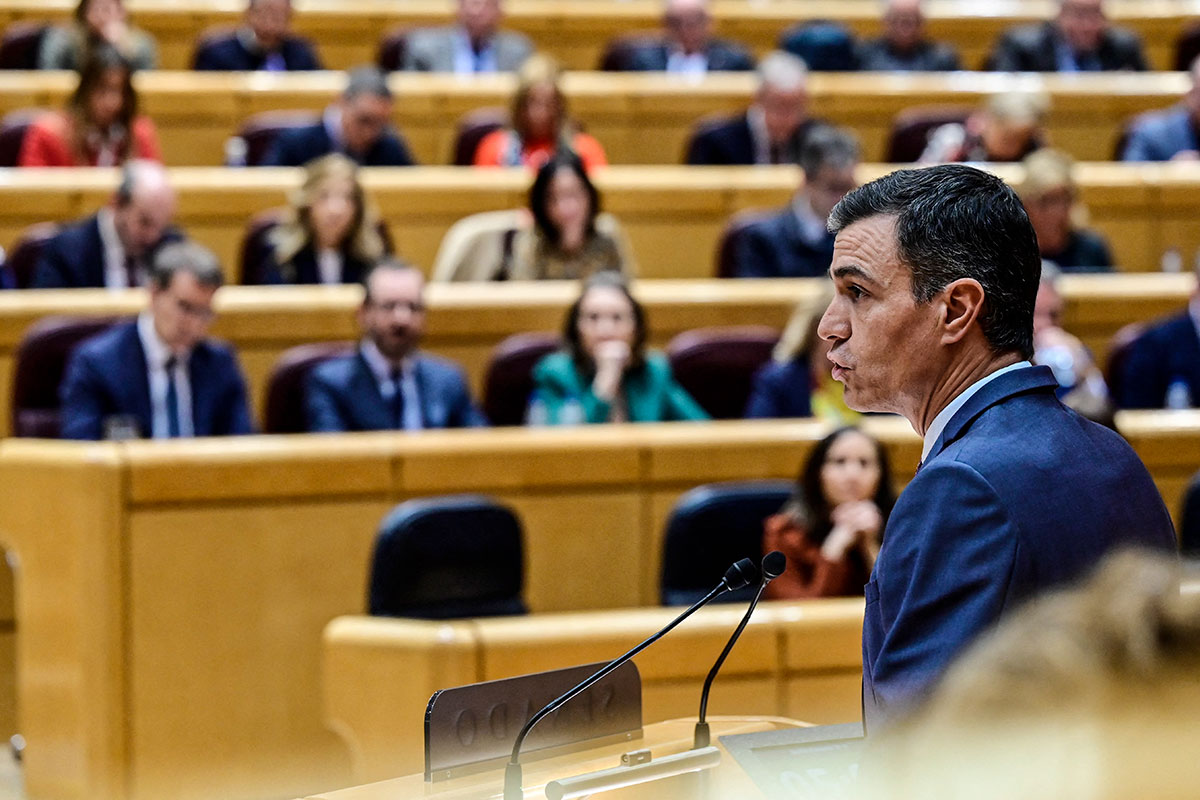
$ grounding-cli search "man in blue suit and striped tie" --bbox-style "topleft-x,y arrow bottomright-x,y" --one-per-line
305,260 -> 488,432
60,241 -> 253,440
816,165 -> 1176,730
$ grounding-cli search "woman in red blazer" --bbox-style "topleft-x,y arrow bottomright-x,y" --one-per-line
19,43 -> 161,168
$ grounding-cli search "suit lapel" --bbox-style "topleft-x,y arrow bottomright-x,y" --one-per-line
83,216 -> 108,288
352,351 -> 393,430
926,365 -> 1059,462
120,323 -> 155,436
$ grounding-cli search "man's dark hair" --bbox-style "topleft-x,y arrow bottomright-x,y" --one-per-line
799,124 -> 859,177
827,165 -> 1040,359
528,152 -> 600,247
342,66 -> 392,101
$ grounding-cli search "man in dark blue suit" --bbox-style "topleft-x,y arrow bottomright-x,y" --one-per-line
1116,272 -> 1200,409
731,125 -> 858,278
193,0 -> 321,71
261,67 -> 416,168
61,241 -> 253,440
306,261 -> 487,432
818,165 -> 1175,729
686,51 -> 818,165
33,161 -> 181,289
619,0 -> 753,73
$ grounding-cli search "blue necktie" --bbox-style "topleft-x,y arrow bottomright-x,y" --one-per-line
390,368 -> 405,430
165,357 -> 181,438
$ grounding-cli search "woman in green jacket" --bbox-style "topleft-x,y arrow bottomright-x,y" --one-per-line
529,273 -> 709,424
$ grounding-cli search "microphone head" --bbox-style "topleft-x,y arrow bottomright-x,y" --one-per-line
761,551 -> 787,581
722,558 -> 759,591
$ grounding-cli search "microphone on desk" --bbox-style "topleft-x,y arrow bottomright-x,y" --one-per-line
693,550 -> 786,749
502,557 -> 759,800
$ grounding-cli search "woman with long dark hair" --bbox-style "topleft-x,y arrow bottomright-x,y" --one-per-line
764,426 -> 896,599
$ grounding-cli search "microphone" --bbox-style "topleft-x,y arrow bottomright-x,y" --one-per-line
503,558 -> 758,800
692,550 -> 786,749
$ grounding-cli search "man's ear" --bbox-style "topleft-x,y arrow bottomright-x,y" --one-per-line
940,278 -> 986,345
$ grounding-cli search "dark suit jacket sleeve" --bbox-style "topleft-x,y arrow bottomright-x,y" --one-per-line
192,40 -> 230,71
59,349 -> 106,440
685,129 -> 718,164
217,352 -> 254,435
381,132 -> 417,167
31,237 -> 73,288
731,224 -> 775,278
985,30 -> 1032,71
304,367 -> 351,432
865,461 -> 1019,720
288,39 -> 322,70
444,368 -> 489,427
1117,333 -> 1167,409
260,130 -> 304,167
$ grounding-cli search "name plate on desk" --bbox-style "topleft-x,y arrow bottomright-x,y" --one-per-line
424,661 -> 643,781
721,722 -> 865,799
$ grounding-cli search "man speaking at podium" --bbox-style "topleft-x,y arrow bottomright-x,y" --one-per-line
817,165 -> 1176,729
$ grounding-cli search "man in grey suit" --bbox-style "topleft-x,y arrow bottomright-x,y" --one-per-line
400,0 -> 532,74
1122,56 -> 1200,162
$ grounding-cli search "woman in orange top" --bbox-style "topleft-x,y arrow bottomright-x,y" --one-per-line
19,43 -> 161,168
764,426 -> 896,599
473,54 -> 607,171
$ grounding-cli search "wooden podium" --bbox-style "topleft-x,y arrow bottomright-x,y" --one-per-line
303,716 -> 808,800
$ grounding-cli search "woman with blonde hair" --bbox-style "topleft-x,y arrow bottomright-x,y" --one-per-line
1017,148 -> 1114,271
472,53 -> 608,171
257,154 -> 388,285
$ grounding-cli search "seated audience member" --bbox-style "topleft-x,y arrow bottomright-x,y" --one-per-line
19,44 -> 161,167
730,125 -> 859,278
306,261 -> 487,432
530,272 -> 708,424
1121,56 -> 1200,162
986,0 -> 1146,72
919,91 -> 1047,164
33,160 -> 179,289
856,0 -> 960,72
1033,261 -> 1113,425
60,241 -> 252,440
400,0 -> 532,73
193,0 -> 321,71
255,154 -> 386,285
1017,149 -> 1113,272
763,426 -> 895,600
617,0 -> 753,74
685,50 -> 819,165
745,289 -> 859,423
39,0 -> 157,71
861,550 -> 1200,799
261,67 -> 416,167
473,55 -> 607,171
1117,265 -> 1200,409
502,153 -> 635,280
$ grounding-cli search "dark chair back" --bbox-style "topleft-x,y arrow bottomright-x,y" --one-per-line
237,110 -> 321,166
0,107 -> 41,167
778,20 -> 859,71
713,209 -> 773,278
885,106 -> 971,163
1180,470 -> 1200,557
238,208 -> 288,284
6,222 -> 60,288
1104,320 -> 1148,405
13,315 -> 121,438
264,342 -> 355,433
1175,22 -> 1200,71
376,27 -> 411,71
597,33 -> 660,70
0,22 -> 48,69
660,480 -> 794,606
452,107 -> 509,165
368,495 -> 527,619
666,326 -> 780,419
482,332 -> 561,426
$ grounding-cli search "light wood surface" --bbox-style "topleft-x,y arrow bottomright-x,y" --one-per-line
0,0 -> 1196,72
2,163 -> 1200,289
323,599 -> 864,784
0,273 -> 1189,439
0,71 -> 1192,166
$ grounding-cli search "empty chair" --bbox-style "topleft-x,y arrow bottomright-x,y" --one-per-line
236,110 -> 321,167
778,20 -> 859,71
666,326 -> 779,419
12,315 -> 120,437
452,107 -> 508,165
0,22 -> 48,69
430,208 -> 526,282
368,495 -> 527,619
885,106 -> 971,163
660,480 -> 794,605
238,208 -> 288,284
713,209 -> 774,278
376,27 -> 411,72
6,222 -> 60,288
263,342 -> 354,433
0,108 -> 41,167
482,332 -> 561,426
1175,21 -> 1200,71
597,33 -> 660,70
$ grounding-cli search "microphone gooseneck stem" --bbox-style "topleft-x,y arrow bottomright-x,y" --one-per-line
693,578 -> 769,748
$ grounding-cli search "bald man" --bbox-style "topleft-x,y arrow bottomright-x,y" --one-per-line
33,160 -> 183,289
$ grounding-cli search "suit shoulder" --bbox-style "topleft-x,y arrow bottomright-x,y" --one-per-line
310,353 -> 361,385
415,353 -> 469,382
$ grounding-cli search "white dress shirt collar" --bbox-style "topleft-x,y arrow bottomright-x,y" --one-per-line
921,361 -> 1033,463
137,312 -> 194,438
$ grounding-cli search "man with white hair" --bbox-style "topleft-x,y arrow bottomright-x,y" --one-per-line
685,50 -> 821,164
856,0 -> 960,71
620,0 -> 753,73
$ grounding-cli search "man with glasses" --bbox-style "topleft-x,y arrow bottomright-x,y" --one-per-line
60,240 -> 253,439
986,0 -> 1146,72
262,66 -> 416,167
306,260 -> 487,432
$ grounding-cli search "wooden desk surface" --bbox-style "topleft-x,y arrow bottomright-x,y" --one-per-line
0,70 -> 1191,166
0,0 -> 1197,72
